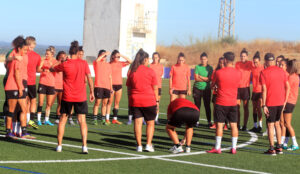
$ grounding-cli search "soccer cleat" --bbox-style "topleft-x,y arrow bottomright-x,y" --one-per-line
145,144 -> 155,152
93,119 -> 98,125
136,146 -> 143,152
185,147 -> 191,153
112,120 -> 123,125
28,120 -> 39,129
69,119 -> 76,126
6,132 -> 17,139
37,121 -> 42,126
264,149 -> 276,156
56,145 -> 62,152
21,133 -> 36,139
283,145 -> 288,150
241,126 -> 247,131
256,127 -> 262,133
223,124 -> 228,130
276,145 -> 283,154
102,120 -> 111,125
231,148 -> 237,154
287,145 -> 299,151
44,121 -> 54,126
55,119 -> 60,124
82,146 -> 88,154
249,127 -> 258,132
206,147 -> 222,154
169,145 -> 183,154
209,123 -> 216,129
127,120 -> 132,125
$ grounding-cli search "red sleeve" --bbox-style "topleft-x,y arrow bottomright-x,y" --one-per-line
260,72 -> 266,85
169,66 -> 174,77
122,62 -> 130,67
85,62 -> 91,75
235,62 -> 239,69
37,55 -> 41,67
53,62 -> 64,72
187,66 -> 191,78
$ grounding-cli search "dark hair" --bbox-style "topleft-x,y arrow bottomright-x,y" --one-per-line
287,59 -> 298,74
79,46 -> 83,52
56,51 -> 66,60
152,52 -> 161,63
178,52 -> 185,59
277,55 -> 285,59
129,49 -> 149,73
240,48 -> 248,56
200,52 -> 208,58
281,58 -> 288,65
97,49 -> 106,57
216,57 -> 224,71
69,40 -> 79,55
12,36 -> 26,52
223,52 -> 235,62
253,51 -> 260,60
264,53 -> 275,61
110,50 -> 120,62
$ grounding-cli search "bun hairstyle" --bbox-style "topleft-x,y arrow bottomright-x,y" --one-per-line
79,46 -> 84,52
56,51 -> 66,60
12,35 -> 26,52
253,51 -> 260,60
287,59 -> 298,74
98,49 -> 106,57
178,52 -> 185,59
110,50 -> 120,62
200,52 -> 208,58
129,48 -> 149,74
69,40 -> 79,55
240,48 -> 248,56
48,46 -> 56,55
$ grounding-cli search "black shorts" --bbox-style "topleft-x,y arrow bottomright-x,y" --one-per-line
112,85 -> 122,92
28,85 -> 37,99
5,90 -> 26,99
158,88 -> 162,96
215,104 -> 238,123
173,90 -> 187,95
237,87 -> 250,100
60,100 -> 88,115
132,105 -> 157,121
267,106 -> 284,123
38,84 -> 55,95
94,87 -> 111,99
23,80 -> 28,97
55,89 -> 63,93
168,107 -> 200,128
251,92 -> 262,101
283,103 -> 295,114
212,94 -> 217,103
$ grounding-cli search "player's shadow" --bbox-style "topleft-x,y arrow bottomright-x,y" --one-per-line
0,137 -> 55,151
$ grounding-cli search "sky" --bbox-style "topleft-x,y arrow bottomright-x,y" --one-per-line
0,0 -> 299,46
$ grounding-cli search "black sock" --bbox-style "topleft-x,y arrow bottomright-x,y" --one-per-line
30,112 -> 36,120
253,113 -> 258,123
186,145 -> 190,148
21,127 -> 27,134
113,108 -> 118,117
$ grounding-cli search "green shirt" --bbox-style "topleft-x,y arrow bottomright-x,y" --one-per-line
194,64 -> 213,90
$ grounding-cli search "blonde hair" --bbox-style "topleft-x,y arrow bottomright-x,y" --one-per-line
48,46 -> 56,55
25,36 -> 36,45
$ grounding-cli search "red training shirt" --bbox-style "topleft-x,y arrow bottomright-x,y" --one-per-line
287,73 -> 299,105
39,58 -> 57,87
167,98 -> 199,116
150,63 -> 164,88
27,51 -> 41,85
251,64 -> 264,93
111,61 -> 129,85
93,60 -> 112,90
5,59 -> 24,91
170,64 -> 190,90
235,61 -> 253,88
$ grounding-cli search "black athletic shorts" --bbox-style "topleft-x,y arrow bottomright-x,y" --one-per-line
5,90 -> 26,99
55,89 -> 63,93
60,100 -> 88,115
267,105 -> 283,123
212,94 -> 217,103
283,103 -> 295,114
173,90 -> 187,95
38,84 -> 55,95
132,105 -> 157,121
158,88 -> 162,96
23,80 -> 28,97
112,85 -> 122,92
168,107 -> 200,128
215,104 -> 238,123
251,92 -> 262,101
28,85 -> 37,99
237,87 -> 250,100
94,87 -> 111,99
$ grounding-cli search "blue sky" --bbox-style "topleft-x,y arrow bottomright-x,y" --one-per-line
0,0 -> 299,46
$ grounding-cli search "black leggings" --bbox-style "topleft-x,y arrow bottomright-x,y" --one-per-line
193,87 -> 211,123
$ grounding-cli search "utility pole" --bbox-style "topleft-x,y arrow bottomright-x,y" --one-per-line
218,0 -> 235,39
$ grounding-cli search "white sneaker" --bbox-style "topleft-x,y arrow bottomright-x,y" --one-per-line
169,145 -> 177,152
145,144 -> 155,152
56,145 -> 62,152
186,147 -> 191,153
170,145 -> 184,154
55,119 -> 59,124
136,146 -> 143,152
82,146 -> 88,154
69,119 -> 75,126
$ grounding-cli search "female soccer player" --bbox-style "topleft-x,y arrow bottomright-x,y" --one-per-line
92,50 -> 112,125
150,52 -> 164,125
126,49 -> 158,152
167,98 -> 199,153
106,50 -> 132,125
53,41 -> 94,153
169,52 -> 191,102
36,47 -> 57,126
249,51 -> 264,133
283,59 -> 299,151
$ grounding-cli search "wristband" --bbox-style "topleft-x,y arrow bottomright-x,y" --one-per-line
156,100 -> 159,103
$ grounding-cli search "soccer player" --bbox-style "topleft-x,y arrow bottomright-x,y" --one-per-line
167,98 -> 199,153
53,41 -> 94,154
169,52 -> 191,102
126,49 -> 158,152
249,51 -> 264,133
276,55 -> 285,67
261,53 -> 290,155
106,50 -> 132,125
235,48 -> 252,131
26,36 -> 40,129
193,52 -> 213,127
36,48 -> 57,126
149,52 -> 164,125
207,52 -> 241,154
92,50 -> 112,125
282,59 -> 299,151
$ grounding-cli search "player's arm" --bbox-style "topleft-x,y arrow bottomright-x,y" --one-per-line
96,51 -> 110,62
37,59 -> 45,73
194,74 -> 204,82
86,74 -> 95,102
121,54 -> 132,64
15,67 -> 23,97
284,81 -> 290,106
187,72 -> 191,96
262,84 -> 269,117
169,75 -> 173,95
153,85 -> 159,103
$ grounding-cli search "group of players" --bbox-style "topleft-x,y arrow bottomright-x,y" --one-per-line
2,35 -> 299,155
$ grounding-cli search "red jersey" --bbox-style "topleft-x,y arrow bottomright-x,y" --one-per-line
211,70 -> 217,95
251,65 -> 264,93
5,59 -> 24,90
93,60 -> 112,90
10,49 -> 28,81
54,71 -> 63,90
150,63 -> 164,88
235,61 -> 253,88
213,67 -> 241,106
170,64 -> 190,90
260,66 -> 288,106
54,59 -> 91,102
27,51 -> 41,85
39,58 -> 56,87
287,73 -> 299,105
126,65 -> 157,107
110,61 -> 129,85
167,98 -> 199,116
